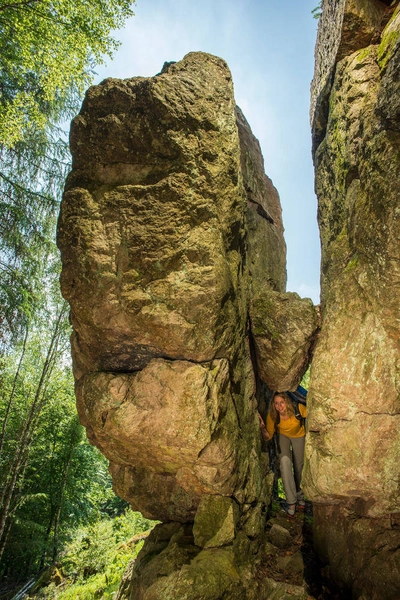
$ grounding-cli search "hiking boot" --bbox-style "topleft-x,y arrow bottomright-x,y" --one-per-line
297,500 -> 306,510
282,503 -> 296,517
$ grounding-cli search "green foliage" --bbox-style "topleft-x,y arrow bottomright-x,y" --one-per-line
0,129 -> 68,345
0,0 -> 135,147
34,510 -> 154,599
311,2 -> 322,20
0,0 -> 139,591
0,0 -> 135,345
43,571 -> 124,600
0,291 -> 129,579
300,368 -> 310,390
62,510 -> 153,578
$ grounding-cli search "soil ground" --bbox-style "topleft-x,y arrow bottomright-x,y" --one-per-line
257,498 -> 352,600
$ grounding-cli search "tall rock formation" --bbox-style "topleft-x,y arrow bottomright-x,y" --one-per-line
306,1 -> 400,598
58,52 -> 319,597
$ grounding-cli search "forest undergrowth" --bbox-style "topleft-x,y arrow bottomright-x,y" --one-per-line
29,509 -> 155,600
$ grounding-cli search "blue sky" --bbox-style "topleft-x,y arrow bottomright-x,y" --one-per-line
95,0 -> 320,303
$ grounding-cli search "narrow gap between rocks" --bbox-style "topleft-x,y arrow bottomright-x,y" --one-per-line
259,494 -> 352,600
249,329 -> 351,600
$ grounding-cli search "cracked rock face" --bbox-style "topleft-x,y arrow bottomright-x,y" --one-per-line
58,50 -> 317,520
77,358 -> 241,521
310,0 -> 391,153
307,2 -> 400,597
60,54 -> 249,376
58,51 -> 319,596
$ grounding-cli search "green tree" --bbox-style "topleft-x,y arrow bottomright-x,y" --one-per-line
0,298 -> 69,562
0,0 -> 137,584
0,0 -> 134,147
0,130 -> 67,346
0,0 -> 135,345
0,315 -> 125,579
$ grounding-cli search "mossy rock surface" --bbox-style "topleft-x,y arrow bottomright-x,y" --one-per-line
308,2 -> 400,597
193,495 -> 239,549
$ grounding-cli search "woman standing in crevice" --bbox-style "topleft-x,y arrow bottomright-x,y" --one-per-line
259,391 -> 306,517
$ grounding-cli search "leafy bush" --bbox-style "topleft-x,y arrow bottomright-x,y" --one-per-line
34,509 -> 155,599
62,510 -> 153,578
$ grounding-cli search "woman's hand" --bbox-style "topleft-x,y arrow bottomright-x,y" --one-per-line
258,412 -> 270,441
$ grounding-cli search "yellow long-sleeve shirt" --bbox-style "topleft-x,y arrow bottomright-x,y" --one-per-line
266,403 -> 306,439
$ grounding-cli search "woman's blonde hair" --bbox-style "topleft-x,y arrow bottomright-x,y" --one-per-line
269,392 -> 294,423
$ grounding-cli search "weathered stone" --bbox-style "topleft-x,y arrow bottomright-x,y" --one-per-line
307,10 -> 400,515
161,547 -> 243,599
58,51 -> 279,523
115,522 -> 186,600
287,552 -> 305,576
116,519 -> 310,600
241,501 -> 267,540
58,52 -> 250,377
276,552 -> 304,576
257,577 -> 309,600
310,0 -> 394,153
193,495 -> 239,548
313,506 -> 400,600
250,289 -> 320,390
263,541 -> 278,557
268,524 -> 292,550
78,358 -> 242,522
58,50 -> 317,597
307,2 -> 400,597
117,522 -> 247,600
236,106 -> 287,294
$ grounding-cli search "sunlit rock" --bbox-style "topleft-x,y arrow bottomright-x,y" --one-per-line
306,3 -> 400,597
235,106 -> 287,294
250,289 -> 320,391
310,0 -> 392,153
59,53 -> 254,379
58,50 -> 318,597
77,358 -> 241,522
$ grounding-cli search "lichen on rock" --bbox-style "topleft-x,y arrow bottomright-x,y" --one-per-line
193,495 -> 240,549
77,358 -> 242,522
307,1 -> 400,597
58,51 -> 319,597
250,289 -> 320,391
59,52 -> 251,379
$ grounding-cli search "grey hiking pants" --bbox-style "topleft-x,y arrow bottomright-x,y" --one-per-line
278,434 -> 305,506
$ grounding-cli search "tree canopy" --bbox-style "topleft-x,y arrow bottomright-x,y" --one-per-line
0,0 -> 135,345
0,0 -> 134,147
0,0 -> 137,586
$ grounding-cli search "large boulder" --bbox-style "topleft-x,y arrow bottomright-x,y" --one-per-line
237,106 -> 319,393
59,53 -> 250,377
235,106 -> 287,294
77,358 -> 242,522
58,51 -> 319,596
58,51 -> 286,523
250,289 -> 320,391
306,2 -> 400,597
